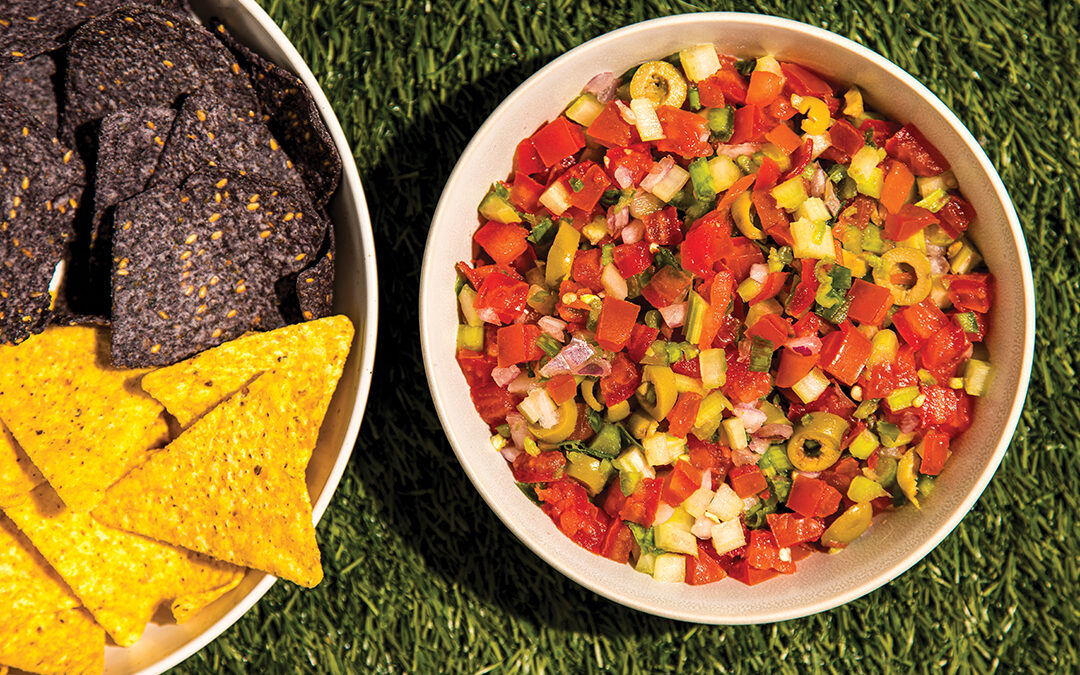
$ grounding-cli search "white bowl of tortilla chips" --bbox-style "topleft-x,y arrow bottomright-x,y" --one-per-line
0,0 -> 377,673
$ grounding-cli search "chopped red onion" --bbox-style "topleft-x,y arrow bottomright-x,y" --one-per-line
500,444 -> 522,462
756,423 -> 794,440
824,179 -> 842,216
538,337 -> 594,377
613,165 -> 633,189
491,365 -> 520,388
749,263 -> 769,283
732,447 -> 760,466
699,469 -> 712,492
930,254 -> 949,275
640,156 -> 675,191
715,142 -> 763,158
734,404 -> 767,434
621,219 -> 645,244
583,71 -> 617,103
537,315 -> 567,341
810,164 -> 827,198
898,412 -> 921,434
576,357 -> 612,378
794,470 -> 821,479
786,335 -> 823,356
652,502 -> 675,527
927,243 -> 946,256
806,133 -> 831,159
506,412 -> 530,450
659,301 -> 687,328
749,436 -> 771,455
477,306 -> 500,324
615,99 -> 636,124
607,205 -> 629,233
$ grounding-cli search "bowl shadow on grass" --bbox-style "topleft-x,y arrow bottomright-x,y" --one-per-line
346,59 -> 684,639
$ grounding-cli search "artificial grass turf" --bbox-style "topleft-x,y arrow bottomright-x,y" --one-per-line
178,0 -> 1079,672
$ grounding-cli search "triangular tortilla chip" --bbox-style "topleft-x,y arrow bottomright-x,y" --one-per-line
140,315 -> 353,427
2,485 -> 244,646
0,326 -> 170,511
95,368 -> 340,588
0,513 -> 78,616
0,607 -> 104,675
0,422 -> 44,507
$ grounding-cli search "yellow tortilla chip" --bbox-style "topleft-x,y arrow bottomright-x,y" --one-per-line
0,423 -> 44,508
2,485 -> 244,647
95,367 -> 341,588
0,514 -> 78,617
140,315 -> 353,427
0,607 -> 104,674
0,326 -> 170,511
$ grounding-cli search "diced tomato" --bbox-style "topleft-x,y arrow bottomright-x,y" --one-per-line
661,459 -> 704,505
697,269 -> 736,350
754,157 -> 782,191
586,100 -> 634,148
766,513 -> 825,549
599,353 -> 641,406
746,70 -> 784,106
879,160 -> 915,214
937,194 -> 976,239
860,347 -> 919,398
612,241 -> 652,279
792,311 -> 820,337
667,392 -> 703,439
599,520 -> 634,563
819,456 -> 860,495
921,386 -> 973,438
546,373 -> 578,405
571,247 -> 603,292
556,501 -> 609,554
456,349 -> 495,389
916,428 -> 949,476
820,118 -> 863,163
514,137 -> 546,175
474,270 -> 530,324
723,349 -> 772,404
642,264 -> 692,308
846,278 -> 894,326
474,220 -> 529,266
595,296 -> 640,352
564,161 -> 612,213
530,116 -> 586,167
953,310 -> 987,342
720,557 -> 780,585
776,349 -> 818,388
788,382 -> 857,420
747,270 -> 789,306
512,450 -> 566,482
836,195 -> 876,231
656,105 -> 712,158
746,313 -> 791,347
720,237 -> 765,282
687,436 -> 732,482
884,123 -> 950,177
509,172 -> 546,212
892,299 -> 948,349
786,473 -> 842,518
920,323 -> 969,377
619,477 -> 662,525
729,104 -> 769,144
686,541 -> 728,584
884,203 -> 939,242
818,321 -> 872,386
779,62 -> 833,98
785,258 -> 820,319
604,145 -> 653,186
681,213 -> 727,279
765,96 -> 797,123
728,464 -> 768,498
860,118 -> 900,148
599,480 -> 628,519
700,67 -> 748,105
945,274 -> 993,314
778,140 -> 813,184
765,123 -> 802,155
671,356 -> 702,379
643,206 -> 684,246
496,323 -> 543,368
627,324 -> 659,363
745,530 -> 795,574
716,174 -> 757,214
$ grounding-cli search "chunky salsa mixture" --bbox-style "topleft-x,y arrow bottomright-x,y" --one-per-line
454,45 -> 994,585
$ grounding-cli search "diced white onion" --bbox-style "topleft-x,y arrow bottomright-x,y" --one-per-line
621,219 -> 645,244
749,263 -> 769,283
601,263 -> 628,300
519,388 -> 559,428
715,142 -> 762,158
734,404 -> 767,434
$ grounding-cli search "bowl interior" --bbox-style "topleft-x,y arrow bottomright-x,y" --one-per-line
102,0 -> 378,671
420,13 -> 1033,623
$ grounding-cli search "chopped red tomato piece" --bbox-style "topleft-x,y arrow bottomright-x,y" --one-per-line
656,106 -> 712,158
619,477 -> 662,526
884,123 -> 950,177
767,513 -> 825,548
599,353 -> 641,406
728,464 -> 768,498
595,296 -> 640,352
530,116 -> 585,167
586,100 -> 634,149
474,220 -> 528,265
512,451 -> 566,483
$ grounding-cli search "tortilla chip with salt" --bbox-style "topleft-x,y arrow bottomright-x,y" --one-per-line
0,424 -> 44,507
140,314 -> 353,427
2,484 -> 244,646
95,366 -> 344,588
0,607 -> 104,675
0,325 -> 169,511
0,513 -> 78,616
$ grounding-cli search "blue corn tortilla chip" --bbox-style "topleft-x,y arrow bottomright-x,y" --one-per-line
63,6 -> 255,140
94,106 -> 176,232
296,223 -> 334,321
0,55 -> 58,132
0,96 -> 84,344
0,0 -> 185,67
150,95 -> 305,194
209,20 -> 341,209
110,170 -> 324,367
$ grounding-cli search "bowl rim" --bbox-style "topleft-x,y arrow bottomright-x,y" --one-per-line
130,0 -> 379,670
420,11 -> 1034,624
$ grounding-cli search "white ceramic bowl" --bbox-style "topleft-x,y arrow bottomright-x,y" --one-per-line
101,1 -> 379,671
420,13 -> 1034,624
